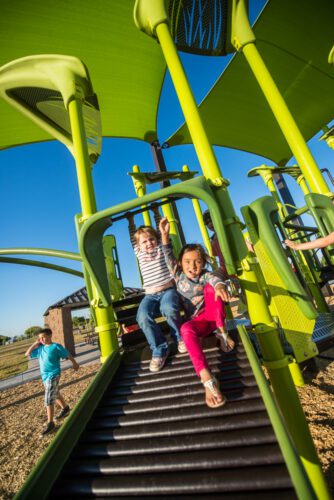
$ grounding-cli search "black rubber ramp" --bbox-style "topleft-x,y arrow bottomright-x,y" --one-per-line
50,337 -> 296,498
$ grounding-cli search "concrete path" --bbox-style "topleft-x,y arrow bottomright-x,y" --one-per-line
0,342 -> 100,391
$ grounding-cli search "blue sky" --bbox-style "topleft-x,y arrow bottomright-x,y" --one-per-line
1,1 -> 333,337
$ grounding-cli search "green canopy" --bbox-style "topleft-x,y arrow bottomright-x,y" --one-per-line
167,0 -> 334,165
0,0 -> 166,150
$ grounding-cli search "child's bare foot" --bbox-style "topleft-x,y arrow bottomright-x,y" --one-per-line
216,330 -> 235,352
200,369 -> 226,408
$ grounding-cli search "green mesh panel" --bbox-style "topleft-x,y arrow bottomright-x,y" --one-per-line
168,0 -> 230,55
242,199 -> 318,363
6,87 -> 101,162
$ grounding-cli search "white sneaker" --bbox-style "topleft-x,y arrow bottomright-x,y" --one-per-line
177,340 -> 187,353
149,351 -> 169,372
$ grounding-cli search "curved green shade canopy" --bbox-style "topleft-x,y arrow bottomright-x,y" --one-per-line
0,0 -> 166,151
167,0 -> 334,165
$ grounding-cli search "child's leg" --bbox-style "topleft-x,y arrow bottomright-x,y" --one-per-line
56,392 -> 67,409
159,288 -> 183,343
136,294 -> 169,358
181,316 -> 225,408
44,376 -> 60,422
180,314 -> 214,376
46,404 -> 54,423
203,285 -> 234,352
203,284 -> 226,328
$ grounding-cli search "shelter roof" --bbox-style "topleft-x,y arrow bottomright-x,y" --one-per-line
0,0 -> 166,151
167,0 -> 334,165
43,286 -> 142,315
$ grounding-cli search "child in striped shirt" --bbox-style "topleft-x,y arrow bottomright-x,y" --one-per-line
127,208 -> 185,372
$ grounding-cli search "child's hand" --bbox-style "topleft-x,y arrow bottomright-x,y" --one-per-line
125,212 -> 134,223
284,239 -> 296,249
159,217 -> 170,236
215,284 -> 230,302
72,361 -> 80,371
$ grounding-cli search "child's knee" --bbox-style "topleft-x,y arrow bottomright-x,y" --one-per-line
181,322 -> 194,338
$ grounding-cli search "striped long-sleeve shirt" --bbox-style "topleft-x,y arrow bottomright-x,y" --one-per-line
129,213 -> 174,294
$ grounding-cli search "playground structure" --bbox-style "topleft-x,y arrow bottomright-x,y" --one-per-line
0,0 -> 333,498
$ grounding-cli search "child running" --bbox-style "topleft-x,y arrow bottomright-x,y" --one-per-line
159,217 -> 235,408
127,207 -> 185,373
25,328 -> 79,436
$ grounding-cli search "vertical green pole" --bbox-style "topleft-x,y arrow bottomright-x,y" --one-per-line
68,98 -> 119,363
182,165 -> 214,259
242,42 -> 330,196
297,175 -> 311,195
154,21 -> 329,499
161,202 -> 182,256
131,165 -> 152,226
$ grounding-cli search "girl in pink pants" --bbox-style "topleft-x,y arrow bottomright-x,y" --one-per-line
160,217 -> 235,409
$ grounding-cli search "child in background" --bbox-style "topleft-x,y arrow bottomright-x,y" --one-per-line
127,208 -> 185,373
160,217 -> 234,409
25,328 -> 79,436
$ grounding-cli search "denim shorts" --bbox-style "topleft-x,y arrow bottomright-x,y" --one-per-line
44,376 -> 60,406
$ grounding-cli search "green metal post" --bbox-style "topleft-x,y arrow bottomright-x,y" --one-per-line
297,175 -> 311,195
131,165 -> 152,226
242,42 -> 331,196
182,165 -> 214,259
153,20 -> 329,499
68,98 -> 119,363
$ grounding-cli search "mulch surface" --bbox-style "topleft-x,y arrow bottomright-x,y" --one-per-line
0,353 -> 333,499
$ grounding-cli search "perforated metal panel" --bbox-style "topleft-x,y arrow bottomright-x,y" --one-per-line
6,87 -> 101,162
168,0 -> 230,55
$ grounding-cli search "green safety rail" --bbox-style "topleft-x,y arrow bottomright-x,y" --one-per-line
79,175 -> 236,307
237,325 -> 316,500
241,196 -> 318,362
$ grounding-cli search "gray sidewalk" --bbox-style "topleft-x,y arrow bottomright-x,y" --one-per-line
0,342 -> 100,391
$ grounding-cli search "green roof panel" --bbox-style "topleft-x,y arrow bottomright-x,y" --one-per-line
0,0 -> 166,150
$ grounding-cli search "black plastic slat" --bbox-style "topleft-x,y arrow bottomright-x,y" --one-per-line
73,426 -> 277,459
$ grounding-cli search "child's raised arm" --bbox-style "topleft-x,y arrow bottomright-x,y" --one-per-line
159,217 -> 170,245
125,212 -> 137,247
24,339 -> 41,357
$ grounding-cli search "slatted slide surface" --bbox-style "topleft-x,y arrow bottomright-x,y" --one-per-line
50,337 -> 296,498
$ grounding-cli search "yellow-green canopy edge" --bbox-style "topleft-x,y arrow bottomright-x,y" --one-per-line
0,0 -> 166,150
167,0 -> 334,166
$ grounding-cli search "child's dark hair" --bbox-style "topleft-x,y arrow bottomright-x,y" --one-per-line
38,327 -> 52,336
178,243 -> 212,267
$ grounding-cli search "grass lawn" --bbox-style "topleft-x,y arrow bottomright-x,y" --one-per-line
0,338 -> 30,380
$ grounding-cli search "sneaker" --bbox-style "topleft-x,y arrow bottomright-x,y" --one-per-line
55,405 -> 70,420
149,351 -> 169,373
177,340 -> 187,353
40,421 -> 55,436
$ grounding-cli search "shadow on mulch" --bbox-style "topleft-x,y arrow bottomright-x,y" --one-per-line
0,372 -> 98,411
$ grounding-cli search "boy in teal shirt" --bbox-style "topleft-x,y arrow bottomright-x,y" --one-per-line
25,328 -> 79,436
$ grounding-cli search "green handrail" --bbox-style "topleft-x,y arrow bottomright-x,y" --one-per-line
0,247 -> 81,260
237,325 -> 316,500
0,256 -> 83,277
79,176 -> 235,306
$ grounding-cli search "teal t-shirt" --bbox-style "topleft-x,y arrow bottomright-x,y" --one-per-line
30,343 -> 69,382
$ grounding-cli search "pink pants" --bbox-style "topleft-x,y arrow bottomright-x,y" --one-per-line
181,284 -> 226,376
